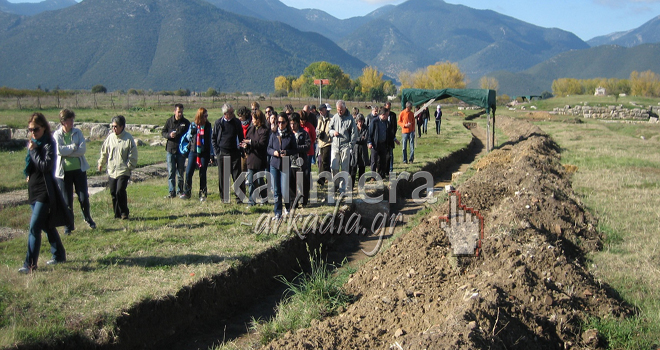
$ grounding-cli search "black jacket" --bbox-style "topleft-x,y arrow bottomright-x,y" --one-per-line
212,116 -> 244,155
162,115 -> 190,154
267,129 -> 298,170
245,125 -> 270,170
368,117 -> 395,151
27,137 -> 74,228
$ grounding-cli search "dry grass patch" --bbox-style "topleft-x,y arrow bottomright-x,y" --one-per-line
532,118 -> 660,348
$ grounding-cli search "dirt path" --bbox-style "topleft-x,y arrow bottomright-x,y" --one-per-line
0,163 -> 168,242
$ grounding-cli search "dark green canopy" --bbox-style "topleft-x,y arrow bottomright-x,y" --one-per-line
401,88 -> 497,151
401,88 -> 496,115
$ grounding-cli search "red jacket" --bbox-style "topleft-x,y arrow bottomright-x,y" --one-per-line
301,121 -> 316,156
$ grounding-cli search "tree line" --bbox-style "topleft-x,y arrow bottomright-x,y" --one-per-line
552,70 -> 660,98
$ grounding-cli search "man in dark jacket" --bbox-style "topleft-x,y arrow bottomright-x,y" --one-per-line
161,103 -> 190,198
368,107 -> 397,179
213,103 -> 244,203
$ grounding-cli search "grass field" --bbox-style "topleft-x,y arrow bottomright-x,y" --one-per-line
528,114 -> 660,349
0,108 -> 474,348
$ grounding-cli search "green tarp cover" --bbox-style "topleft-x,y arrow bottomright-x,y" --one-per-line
401,88 -> 496,115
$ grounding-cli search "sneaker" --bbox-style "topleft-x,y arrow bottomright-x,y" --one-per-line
200,197 -> 206,202
164,193 -> 176,199
403,161 -> 407,164
180,193 -> 190,199
86,219 -> 96,229
46,259 -> 65,265
18,266 -> 31,274
271,215 -> 281,221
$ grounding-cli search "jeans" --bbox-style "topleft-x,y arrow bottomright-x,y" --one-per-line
423,118 -> 428,133
389,148 -> 393,172
401,132 -> 415,163
184,152 -> 208,198
57,169 -> 93,231
109,175 -> 130,218
270,165 -> 289,216
435,120 -> 442,134
25,201 -> 66,269
166,151 -> 186,195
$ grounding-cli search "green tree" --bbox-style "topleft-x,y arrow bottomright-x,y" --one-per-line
206,87 -> 218,97
91,85 -> 107,94
301,61 -> 352,98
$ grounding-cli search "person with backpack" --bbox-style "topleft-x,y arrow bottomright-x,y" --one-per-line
181,108 -> 214,202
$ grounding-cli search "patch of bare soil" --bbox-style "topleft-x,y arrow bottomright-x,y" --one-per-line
264,116 -> 632,349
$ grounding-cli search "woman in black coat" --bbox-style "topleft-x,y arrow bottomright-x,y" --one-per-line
243,110 -> 270,207
20,112 -> 72,274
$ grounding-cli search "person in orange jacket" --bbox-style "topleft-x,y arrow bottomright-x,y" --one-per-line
397,101 -> 415,164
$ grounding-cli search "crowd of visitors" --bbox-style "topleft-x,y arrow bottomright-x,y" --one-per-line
18,100 -> 446,273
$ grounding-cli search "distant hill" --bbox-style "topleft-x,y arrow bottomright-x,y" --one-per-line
338,0 -> 589,81
203,0 -> 391,42
485,43 -> 660,96
0,0 -> 366,92
588,15 -> 660,47
0,0 -> 76,16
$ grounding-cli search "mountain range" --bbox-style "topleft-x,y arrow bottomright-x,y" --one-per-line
0,0 -> 365,92
1,0 -> 659,95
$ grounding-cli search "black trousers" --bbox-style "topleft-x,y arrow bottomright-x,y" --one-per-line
108,175 -> 130,218
317,146 -> 331,184
371,145 -> 389,179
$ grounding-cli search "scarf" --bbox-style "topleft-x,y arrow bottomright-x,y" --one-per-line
23,133 -> 48,177
196,124 -> 205,169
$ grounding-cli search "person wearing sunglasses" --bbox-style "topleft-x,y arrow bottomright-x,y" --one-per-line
53,109 -> 96,235
19,113 -> 72,274
267,113 -> 297,220
97,115 -> 138,220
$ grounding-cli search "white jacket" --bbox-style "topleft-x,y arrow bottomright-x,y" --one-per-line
53,127 -> 90,179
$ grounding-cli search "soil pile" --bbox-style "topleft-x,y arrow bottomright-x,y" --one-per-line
264,116 -> 632,349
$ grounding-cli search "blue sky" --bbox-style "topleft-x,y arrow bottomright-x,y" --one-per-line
7,0 -> 660,40
277,0 -> 660,41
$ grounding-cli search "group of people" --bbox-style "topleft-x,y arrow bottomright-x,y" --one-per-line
20,110 -> 137,274
19,100 -> 445,273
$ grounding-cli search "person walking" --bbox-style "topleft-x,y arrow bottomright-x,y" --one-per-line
98,115 -> 138,220
368,107 -> 396,179
243,109 -> 270,207
53,109 -> 96,235
19,113 -> 71,274
434,105 -> 443,134
182,108 -> 214,202
315,103 -> 332,186
267,113 -> 297,220
398,101 -> 415,164
329,100 -> 358,195
162,103 -> 190,199
290,113 -> 311,207
351,115 -> 369,188
212,103 -> 244,203
383,101 -> 399,173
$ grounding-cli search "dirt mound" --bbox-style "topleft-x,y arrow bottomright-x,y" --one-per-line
264,116 -> 632,349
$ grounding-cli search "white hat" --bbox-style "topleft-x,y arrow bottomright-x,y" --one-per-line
325,103 -> 332,111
